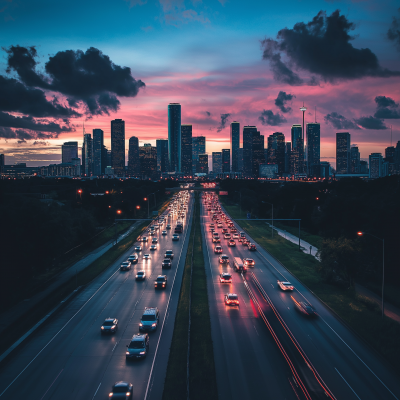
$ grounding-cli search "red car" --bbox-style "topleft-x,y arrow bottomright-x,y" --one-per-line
228,239 -> 236,247
220,273 -> 232,283
243,258 -> 255,267
214,246 -> 223,254
225,293 -> 239,305
248,243 -> 257,251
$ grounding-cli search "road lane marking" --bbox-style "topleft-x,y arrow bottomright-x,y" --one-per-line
40,369 -> 63,400
112,342 -> 118,352
335,368 -> 361,400
143,194 -> 194,400
253,325 -> 259,336
92,382 -> 101,399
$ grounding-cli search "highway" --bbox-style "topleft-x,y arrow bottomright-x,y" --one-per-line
0,191 -> 193,400
202,192 -> 400,400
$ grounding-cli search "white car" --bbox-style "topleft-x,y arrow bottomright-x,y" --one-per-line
162,230 -> 167,235
135,245 -> 142,252
277,281 -> 294,291
150,245 -> 157,251
143,254 -> 151,260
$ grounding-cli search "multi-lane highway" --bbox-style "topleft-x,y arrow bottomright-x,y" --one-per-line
0,191 -> 193,400
202,192 -> 400,400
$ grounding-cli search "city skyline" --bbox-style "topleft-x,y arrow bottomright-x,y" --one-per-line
0,3 -> 399,167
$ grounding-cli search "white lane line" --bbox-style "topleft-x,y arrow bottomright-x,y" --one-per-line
335,368 -> 361,400
324,318 -> 398,400
40,369 -> 63,400
143,194 -> 193,400
112,342 -> 118,352
92,382 -> 101,399
253,325 -> 259,336
0,263 -> 122,397
222,203 -> 400,400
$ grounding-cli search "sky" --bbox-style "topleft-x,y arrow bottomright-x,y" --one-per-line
0,0 -> 400,168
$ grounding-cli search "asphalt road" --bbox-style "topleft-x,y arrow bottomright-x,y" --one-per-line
0,192 -> 193,400
203,193 -> 400,400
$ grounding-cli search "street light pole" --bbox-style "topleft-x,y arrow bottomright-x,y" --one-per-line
358,231 -> 385,319
144,197 -> 149,219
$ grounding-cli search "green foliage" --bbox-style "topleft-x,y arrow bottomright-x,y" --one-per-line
317,237 -> 360,286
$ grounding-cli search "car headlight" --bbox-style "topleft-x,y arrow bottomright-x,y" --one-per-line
109,393 -> 113,397
111,325 -> 116,329
140,351 -> 146,355
152,323 -> 156,327
126,351 -> 130,355
139,323 -> 143,326
101,326 -> 104,330
126,392 -> 131,396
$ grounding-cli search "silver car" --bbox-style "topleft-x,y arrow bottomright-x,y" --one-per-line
126,334 -> 149,359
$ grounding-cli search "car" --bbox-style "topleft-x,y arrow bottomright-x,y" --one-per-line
220,273 -> 232,283
277,280 -> 294,291
228,239 -> 236,247
212,237 -> 221,243
120,261 -> 131,271
143,254 -> 151,260
224,233 -> 231,240
240,232 -> 246,238
142,236 -> 148,242
139,307 -> 159,332
162,230 -> 167,235
149,230 -> 155,236
128,254 -> 138,263
172,234 -> 179,241
242,240 -> 249,246
164,250 -> 174,259
248,243 -> 257,251
162,259 -> 172,269
166,224 -> 172,229
237,237 -> 243,242
155,275 -> 167,289
101,318 -> 118,333
209,223 -> 215,228
219,254 -> 229,264
135,245 -> 142,252
233,233 -> 239,239
152,238 -> 158,244
222,228 -> 228,233
150,245 -> 157,251
225,293 -> 239,306
109,382 -> 133,398
136,270 -> 146,280
292,297 -> 317,317
126,334 -> 149,360
214,245 -> 223,254
209,227 -> 215,233
243,258 -> 255,267
217,223 -> 223,228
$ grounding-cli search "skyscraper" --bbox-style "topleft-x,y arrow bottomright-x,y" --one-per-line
306,123 -> 320,177
82,133 -> 93,176
350,145 -> 360,174
62,142 -> 78,164
291,124 -> 303,175
168,103 -> 181,172
139,143 -> 157,179
285,142 -> 291,174
212,152 -> 222,174
156,139 -> 169,173
336,132 -> 351,174
237,148 -> 244,173
230,122 -> 240,172
243,126 -> 258,178
267,132 -> 285,175
192,136 -> 206,173
198,154 -> 208,174
111,119 -> 125,176
128,136 -> 140,177
0,153 -> 4,173
181,124 -> 192,175
92,129 -> 104,176
222,149 -> 230,173
369,153 -> 383,179
252,132 -> 265,178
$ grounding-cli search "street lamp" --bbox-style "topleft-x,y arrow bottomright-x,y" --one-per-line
144,197 -> 149,218
358,231 -> 385,319
115,210 -> 122,245
77,189 -> 82,202
262,200 -> 274,238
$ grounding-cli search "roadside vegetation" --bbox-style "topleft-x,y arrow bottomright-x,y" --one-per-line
220,200 -> 400,376
163,193 -> 218,400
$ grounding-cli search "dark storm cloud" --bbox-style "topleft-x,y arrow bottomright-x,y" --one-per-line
5,46 -> 145,116
258,110 -> 286,126
387,9 -> 400,50
217,113 -> 231,132
205,111 -> 211,116
262,10 -> 400,85
274,91 -> 295,113
324,112 -> 360,130
374,96 -> 400,119
355,116 -> 387,130
0,112 -> 73,134
0,126 -> 48,141
0,76 -> 79,118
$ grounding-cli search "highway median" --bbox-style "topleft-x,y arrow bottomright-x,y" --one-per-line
163,193 -> 218,400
